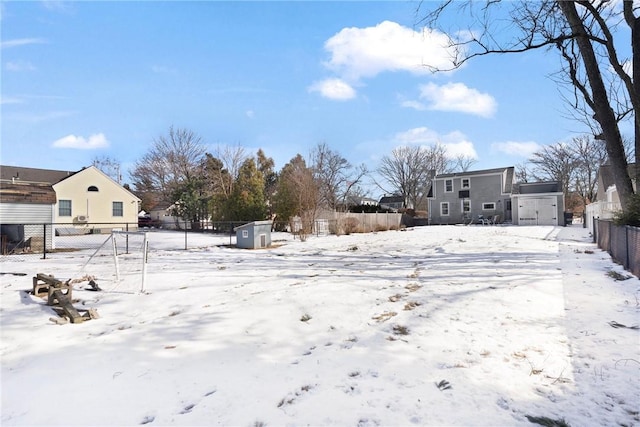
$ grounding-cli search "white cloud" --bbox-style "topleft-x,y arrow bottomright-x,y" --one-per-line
393,127 -> 478,159
492,141 -> 541,157
419,82 -> 497,117
323,21 -> 458,82
1,38 -> 47,49
52,133 -> 109,150
5,61 -> 36,72
400,100 -> 427,111
308,78 -> 356,100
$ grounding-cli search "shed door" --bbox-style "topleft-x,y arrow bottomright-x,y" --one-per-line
260,234 -> 266,248
518,197 -> 557,226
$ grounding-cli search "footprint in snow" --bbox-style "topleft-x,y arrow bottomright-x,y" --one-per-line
180,403 -> 195,414
140,415 -> 155,424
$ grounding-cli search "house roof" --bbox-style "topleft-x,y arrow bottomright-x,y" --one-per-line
0,165 -> 76,184
1,165 -> 141,203
597,163 -> 638,190
379,195 -> 404,204
0,181 -> 56,204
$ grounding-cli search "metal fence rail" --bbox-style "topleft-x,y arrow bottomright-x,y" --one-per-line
594,219 -> 640,278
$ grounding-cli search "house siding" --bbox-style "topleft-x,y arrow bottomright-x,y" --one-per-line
0,203 -> 55,250
429,169 -> 512,224
53,166 -> 140,229
0,203 -> 54,224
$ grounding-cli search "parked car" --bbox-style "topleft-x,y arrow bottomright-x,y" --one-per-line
138,216 -> 161,228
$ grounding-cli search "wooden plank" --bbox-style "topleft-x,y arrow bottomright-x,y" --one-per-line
52,290 -> 84,324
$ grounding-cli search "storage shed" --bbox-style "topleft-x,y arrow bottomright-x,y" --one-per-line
511,181 -> 565,226
235,221 -> 272,249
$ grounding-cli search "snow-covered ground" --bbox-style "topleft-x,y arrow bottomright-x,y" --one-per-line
1,224 -> 638,426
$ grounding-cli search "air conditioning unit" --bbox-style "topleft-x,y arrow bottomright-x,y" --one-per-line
77,215 -> 89,222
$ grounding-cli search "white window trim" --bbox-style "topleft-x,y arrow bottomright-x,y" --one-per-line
482,202 -> 496,210
462,199 -> 470,213
461,178 -> 470,189
440,202 -> 450,216
444,179 -> 453,193
242,230 -> 249,238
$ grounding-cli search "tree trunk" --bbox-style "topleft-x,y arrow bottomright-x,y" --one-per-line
559,1 -> 635,211
633,15 -> 639,182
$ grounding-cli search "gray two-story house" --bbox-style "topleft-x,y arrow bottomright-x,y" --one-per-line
428,167 -> 515,225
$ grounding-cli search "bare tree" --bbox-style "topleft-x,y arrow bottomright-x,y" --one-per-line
515,161 -> 532,183
376,144 -> 450,211
418,0 -> 637,210
309,142 -> 368,211
274,154 -> 319,233
452,154 -> 478,172
211,144 -> 248,198
130,126 -> 206,206
92,155 -> 122,183
528,142 -> 577,206
571,135 -> 607,207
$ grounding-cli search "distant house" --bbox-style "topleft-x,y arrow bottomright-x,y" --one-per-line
428,167 -> 515,225
336,195 -> 378,212
379,195 -> 405,212
511,181 -> 564,226
585,163 -> 637,230
149,202 -> 181,229
0,165 -> 141,234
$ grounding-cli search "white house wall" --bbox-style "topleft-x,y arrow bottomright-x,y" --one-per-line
53,167 -> 140,229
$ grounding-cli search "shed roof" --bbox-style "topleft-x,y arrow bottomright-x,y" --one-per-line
234,221 -> 273,231
512,181 -> 562,195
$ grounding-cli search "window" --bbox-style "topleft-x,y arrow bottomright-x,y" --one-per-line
462,200 -> 470,213
482,202 -> 496,210
112,201 -> 124,217
461,178 -> 470,189
440,202 -> 450,216
445,179 -> 453,192
87,186 -> 99,192
242,230 -> 249,238
59,200 -> 72,217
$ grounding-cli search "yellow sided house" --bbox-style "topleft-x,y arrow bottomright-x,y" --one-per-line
1,165 -> 141,235
52,166 -> 141,232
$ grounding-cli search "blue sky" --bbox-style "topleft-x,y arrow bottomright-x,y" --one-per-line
1,1 -> 632,197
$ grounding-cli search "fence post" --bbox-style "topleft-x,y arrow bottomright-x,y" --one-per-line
625,226 -> 630,270
42,223 -> 47,259
184,221 -> 188,250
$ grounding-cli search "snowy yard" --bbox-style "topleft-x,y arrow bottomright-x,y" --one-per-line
1,225 -> 639,426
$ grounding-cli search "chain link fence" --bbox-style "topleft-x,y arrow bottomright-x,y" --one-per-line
1,214 -> 405,263
593,219 -> 640,278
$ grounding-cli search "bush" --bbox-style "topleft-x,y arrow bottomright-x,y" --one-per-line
613,194 -> 640,227
341,217 -> 359,235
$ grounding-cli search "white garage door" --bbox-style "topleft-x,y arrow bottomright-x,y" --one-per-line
518,197 -> 558,226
